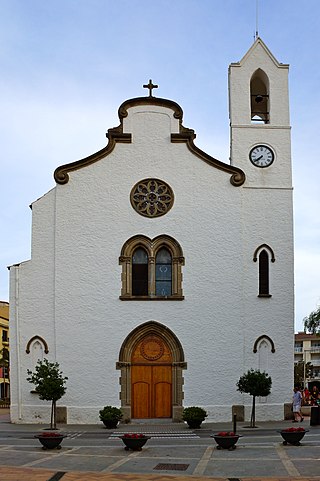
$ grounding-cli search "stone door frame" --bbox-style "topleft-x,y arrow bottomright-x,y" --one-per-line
116,320 -> 187,422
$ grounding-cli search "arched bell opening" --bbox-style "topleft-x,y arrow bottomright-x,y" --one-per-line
250,69 -> 270,124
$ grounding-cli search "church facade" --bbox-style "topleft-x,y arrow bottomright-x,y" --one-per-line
9,38 -> 294,424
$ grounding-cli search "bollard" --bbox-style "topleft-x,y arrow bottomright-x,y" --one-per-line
233,413 -> 237,434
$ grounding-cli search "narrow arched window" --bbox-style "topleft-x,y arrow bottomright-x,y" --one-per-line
250,69 -> 269,124
155,248 -> 172,297
259,249 -> 269,296
132,248 -> 148,296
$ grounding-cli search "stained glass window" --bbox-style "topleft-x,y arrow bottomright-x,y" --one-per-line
155,248 -> 172,297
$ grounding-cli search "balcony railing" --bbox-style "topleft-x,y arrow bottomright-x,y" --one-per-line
311,346 -> 320,353
294,347 -> 303,353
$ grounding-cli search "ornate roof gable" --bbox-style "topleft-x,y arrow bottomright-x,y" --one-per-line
54,96 -> 245,187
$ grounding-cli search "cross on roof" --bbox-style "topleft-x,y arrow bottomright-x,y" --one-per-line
143,79 -> 158,97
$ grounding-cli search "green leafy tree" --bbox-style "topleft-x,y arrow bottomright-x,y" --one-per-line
27,359 -> 68,429
304,306 -> 320,335
237,369 -> 272,428
294,360 -> 313,387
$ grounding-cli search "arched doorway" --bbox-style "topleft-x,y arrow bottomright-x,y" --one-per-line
131,334 -> 172,418
116,321 -> 187,422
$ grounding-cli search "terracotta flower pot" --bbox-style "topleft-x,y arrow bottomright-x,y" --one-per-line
278,429 -> 308,446
212,432 -> 242,450
34,433 -> 65,450
120,435 -> 151,451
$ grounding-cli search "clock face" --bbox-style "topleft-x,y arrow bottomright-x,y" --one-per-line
249,145 -> 274,168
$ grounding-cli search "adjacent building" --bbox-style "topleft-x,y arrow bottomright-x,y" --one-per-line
0,301 -> 9,400
295,332 -> 320,389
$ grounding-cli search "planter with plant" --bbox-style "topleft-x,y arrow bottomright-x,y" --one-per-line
278,427 -> 308,446
120,433 -> 150,451
34,431 -> 65,450
99,405 -> 123,429
211,431 -> 242,450
182,406 -> 207,429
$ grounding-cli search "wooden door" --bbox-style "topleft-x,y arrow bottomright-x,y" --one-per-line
131,335 -> 172,418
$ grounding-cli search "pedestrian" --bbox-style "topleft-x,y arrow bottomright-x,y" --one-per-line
292,386 -> 304,422
303,387 -> 310,405
310,386 -> 319,405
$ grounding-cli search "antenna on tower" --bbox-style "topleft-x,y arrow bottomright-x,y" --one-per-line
255,0 -> 259,40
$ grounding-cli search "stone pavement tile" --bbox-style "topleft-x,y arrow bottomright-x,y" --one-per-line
114,455 -> 199,476
0,466 -> 56,481
241,479 -> 320,481
204,459 -> 289,478
0,449 -> 49,466
132,445 -> 206,459
211,444 -> 280,459
293,460 -> 320,477
74,446 -> 127,456
0,467 -> 320,481
62,473 -> 221,481
32,453 -> 121,472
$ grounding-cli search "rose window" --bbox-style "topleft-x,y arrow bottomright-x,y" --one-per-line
130,178 -> 174,218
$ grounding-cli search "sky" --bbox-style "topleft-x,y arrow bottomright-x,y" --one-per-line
0,0 -> 319,333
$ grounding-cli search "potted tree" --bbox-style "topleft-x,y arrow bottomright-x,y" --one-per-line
182,406 -> 207,429
99,405 -> 123,429
27,359 -> 68,430
236,369 -> 272,428
27,359 -> 68,449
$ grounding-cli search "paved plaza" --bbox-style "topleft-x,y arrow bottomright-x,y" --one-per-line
0,410 -> 319,481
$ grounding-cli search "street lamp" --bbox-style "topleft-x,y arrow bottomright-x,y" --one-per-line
303,348 -> 312,389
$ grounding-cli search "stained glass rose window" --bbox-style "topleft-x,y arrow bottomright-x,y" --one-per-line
130,178 -> 174,218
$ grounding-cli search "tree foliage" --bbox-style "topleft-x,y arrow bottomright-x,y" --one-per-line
304,306 -> 320,335
237,369 -> 272,428
0,348 -> 9,368
0,348 -> 9,398
294,360 -> 313,387
27,359 -> 68,429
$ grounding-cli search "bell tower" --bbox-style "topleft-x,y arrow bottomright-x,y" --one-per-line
228,38 -> 294,395
228,37 -> 292,189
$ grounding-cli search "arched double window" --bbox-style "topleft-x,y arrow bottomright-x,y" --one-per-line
119,235 -> 184,300
253,244 -> 275,297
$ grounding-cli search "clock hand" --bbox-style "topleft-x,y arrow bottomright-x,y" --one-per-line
255,155 -> 263,161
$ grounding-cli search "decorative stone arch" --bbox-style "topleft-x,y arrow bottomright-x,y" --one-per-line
253,244 -> 275,297
253,335 -> 275,353
253,244 -> 275,263
26,336 -> 49,354
116,320 -> 187,422
119,234 -> 184,299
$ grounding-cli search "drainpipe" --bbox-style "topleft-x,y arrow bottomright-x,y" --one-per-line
14,266 -> 22,420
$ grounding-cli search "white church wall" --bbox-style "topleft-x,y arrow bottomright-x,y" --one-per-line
48,124 -> 246,420
9,39 -> 294,424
